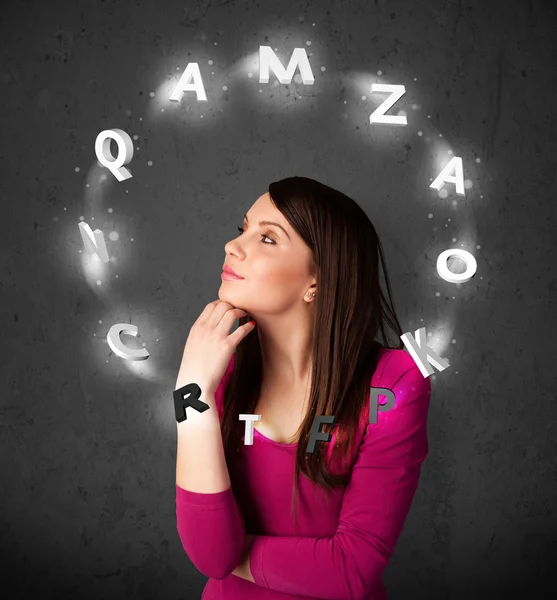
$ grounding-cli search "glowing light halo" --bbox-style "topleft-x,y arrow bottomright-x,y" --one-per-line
81,44 -> 480,423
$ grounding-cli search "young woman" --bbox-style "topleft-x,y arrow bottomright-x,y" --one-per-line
175,176 -> 431,599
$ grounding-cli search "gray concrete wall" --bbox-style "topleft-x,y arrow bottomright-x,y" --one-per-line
1,0 -> 555,598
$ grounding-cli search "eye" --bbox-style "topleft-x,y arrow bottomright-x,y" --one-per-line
236,225 -> 276,245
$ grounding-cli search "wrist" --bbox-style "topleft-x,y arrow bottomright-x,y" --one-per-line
176,407 -> 220,432
174,381 -> 219,428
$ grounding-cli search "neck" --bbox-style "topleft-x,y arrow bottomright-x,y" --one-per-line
253,311 -> 313,390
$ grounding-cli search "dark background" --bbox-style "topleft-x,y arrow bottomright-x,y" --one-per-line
1,0 -> 556,598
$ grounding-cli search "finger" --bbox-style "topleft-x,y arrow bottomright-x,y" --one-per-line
198,299 -> 229,325
216,307 -> 248,332
197,300 -> 220,325
206,301 -> 239,327
227,320 -> 256,346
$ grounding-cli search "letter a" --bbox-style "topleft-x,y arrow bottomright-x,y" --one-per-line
430,156 -> 465,196
169,63 -> 208,102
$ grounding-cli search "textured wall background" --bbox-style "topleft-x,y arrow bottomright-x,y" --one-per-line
1,0 -> 556,598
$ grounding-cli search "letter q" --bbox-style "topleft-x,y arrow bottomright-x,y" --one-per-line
95,129 -> 134,181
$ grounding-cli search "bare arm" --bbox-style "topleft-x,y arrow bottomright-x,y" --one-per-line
175,383 -> 231,493
173,300 -> 254,494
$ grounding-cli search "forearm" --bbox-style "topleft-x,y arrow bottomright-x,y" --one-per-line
175,385 -> 231,493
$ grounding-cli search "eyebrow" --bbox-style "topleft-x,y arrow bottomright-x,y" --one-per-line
244,213 -> 291,240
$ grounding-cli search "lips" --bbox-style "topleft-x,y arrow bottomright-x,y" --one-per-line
222,266 -> 244,278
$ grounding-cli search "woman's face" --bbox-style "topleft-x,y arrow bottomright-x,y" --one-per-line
219,192 -> 315,317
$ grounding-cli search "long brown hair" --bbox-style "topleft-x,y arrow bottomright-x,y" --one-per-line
220,176 -> 405,531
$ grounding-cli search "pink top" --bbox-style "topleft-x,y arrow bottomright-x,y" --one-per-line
176,347 -> 431,600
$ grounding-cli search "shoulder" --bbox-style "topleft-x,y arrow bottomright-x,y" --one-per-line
329,348 -> 431,473
374,348 -> 430,390
361,348 -> 431,427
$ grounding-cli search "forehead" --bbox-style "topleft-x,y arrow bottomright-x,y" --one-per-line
246,193 -> 286,224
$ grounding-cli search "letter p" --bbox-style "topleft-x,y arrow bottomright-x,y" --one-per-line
369,387 -> 396,424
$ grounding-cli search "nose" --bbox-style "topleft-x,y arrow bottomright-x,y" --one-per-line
224,236 -> 243,257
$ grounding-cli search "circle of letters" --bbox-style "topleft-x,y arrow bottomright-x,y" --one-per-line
81,46 -> 474,451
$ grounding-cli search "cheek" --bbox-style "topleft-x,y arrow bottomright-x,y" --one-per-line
254,258 -> 305,287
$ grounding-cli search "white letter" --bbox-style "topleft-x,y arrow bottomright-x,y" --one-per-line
400,327 -> 450,377
169,63 -> 208,102
259,46 -> 315,84
437,249 -> 477,284
78,221 -> 109,263
239,414 -> 261,445
369,84 -> 407,126
95,129 -> 134,182
107,323 -> 149,361
430,156 -> 465,196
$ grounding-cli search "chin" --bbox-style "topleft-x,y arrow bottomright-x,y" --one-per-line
218,287 -> 241,304
218,288 -> 252,314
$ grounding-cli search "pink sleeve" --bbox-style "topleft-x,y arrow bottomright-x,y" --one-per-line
248,365 -> 431,600
175,354 -> 246,580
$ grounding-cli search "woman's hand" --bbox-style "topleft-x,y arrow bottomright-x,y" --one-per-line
175,300 -> 256,396
231,533 -> 257,582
